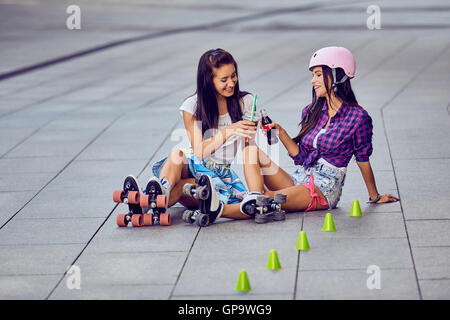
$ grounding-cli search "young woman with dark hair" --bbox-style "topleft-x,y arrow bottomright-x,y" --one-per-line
148,48 -> 259,220
236,46 -> 399,216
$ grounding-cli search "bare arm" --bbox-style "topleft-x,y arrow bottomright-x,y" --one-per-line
182,111 -> 256,160
356,160 -> 399,203
278,127 -> 300,157
263,122 -> 299,157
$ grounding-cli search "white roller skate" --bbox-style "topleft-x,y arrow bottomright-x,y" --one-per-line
240,192 -> 287,224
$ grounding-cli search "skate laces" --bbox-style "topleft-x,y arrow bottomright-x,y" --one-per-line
160,176 -> 171,191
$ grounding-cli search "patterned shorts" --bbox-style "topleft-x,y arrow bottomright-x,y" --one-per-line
151,148 -> 247,204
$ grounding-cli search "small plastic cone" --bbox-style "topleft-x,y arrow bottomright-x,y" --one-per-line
349,199 -> 363,217
235,269 -> 251,291
322,213 -> 336,231
266,249 -> 282,270
296,231 -> 310,251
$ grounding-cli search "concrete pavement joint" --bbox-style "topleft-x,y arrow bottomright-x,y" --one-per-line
379,41 -> 450,300
168,227 -> 202,300
0,0 -> 359,82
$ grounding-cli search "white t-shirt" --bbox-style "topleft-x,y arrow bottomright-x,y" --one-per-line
179,94 -> 254,164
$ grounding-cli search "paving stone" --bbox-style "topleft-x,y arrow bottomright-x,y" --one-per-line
0,0 -> 448,301
0,217 -> 105,245
406,220 -> 450,248
296,268 -> 419,300
419,280 -> 450,300
0,243 -> 85,275
0,275 -> 61,300
413,247 -> 450,280
297,238 -> 414,271
50,283 -> 173,300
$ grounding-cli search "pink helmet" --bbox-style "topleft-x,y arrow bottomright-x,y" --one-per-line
309,46 -> 356,78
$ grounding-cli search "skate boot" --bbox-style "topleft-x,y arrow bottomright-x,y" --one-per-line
239,192 -> 263,217
182,174 -> 223,227
113,175 -> 144,227
253,193 -> 287,224
140,176 -> 171,226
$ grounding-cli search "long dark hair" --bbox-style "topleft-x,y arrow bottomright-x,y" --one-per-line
194,48 -> 248,134
292,65 -> 359,144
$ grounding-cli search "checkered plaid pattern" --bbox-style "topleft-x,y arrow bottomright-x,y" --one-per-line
290,101 -> 373,168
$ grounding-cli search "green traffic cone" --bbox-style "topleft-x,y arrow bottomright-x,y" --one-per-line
296,231 -> 310,251
266,249 -> 282,270
322,213 -> 336,231
349,199 -> 363,217
235,269 -> 251,291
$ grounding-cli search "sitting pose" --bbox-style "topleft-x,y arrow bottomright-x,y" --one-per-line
140,46 -> 398,227
149,48 -> 258,220
238,46 -> 399,216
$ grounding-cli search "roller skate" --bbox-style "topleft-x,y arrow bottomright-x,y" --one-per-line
139,176 -> 171,226
182,174 -> 223,227
240,192 -> 287,224
113,175 -> 145,227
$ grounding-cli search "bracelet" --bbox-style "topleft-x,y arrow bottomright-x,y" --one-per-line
367,194 -> 381,203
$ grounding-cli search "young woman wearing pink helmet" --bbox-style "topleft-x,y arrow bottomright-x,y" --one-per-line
163,46 -> 399,225
237,46 -> 399,214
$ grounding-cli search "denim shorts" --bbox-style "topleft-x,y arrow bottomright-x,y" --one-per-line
290,162 -> 346,209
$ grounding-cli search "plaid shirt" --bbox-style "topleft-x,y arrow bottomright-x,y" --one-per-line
290,101 -> 373,168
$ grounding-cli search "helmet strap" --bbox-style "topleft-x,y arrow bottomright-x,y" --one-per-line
331,68 -> 348,92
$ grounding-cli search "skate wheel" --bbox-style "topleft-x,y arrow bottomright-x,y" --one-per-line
131,214 -> 143,227
140,194 -> 150,208
272,210 -> 286,221
182,183 -> 196,197
143,214 -> 153,226
128,191 -> 140,204
113,190 -> 124,203
196,213 -> 210,227
274,193 -> 287,204
160,213 -> 171,226
116,214 -> 128,227
256,195 -> 271,206
156,195 -> 167,208
182,210 -> 195,224
197,186 -> 210,200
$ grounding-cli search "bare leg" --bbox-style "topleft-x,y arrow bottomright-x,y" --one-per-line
242,143 -> 328,212
264,185 -> 329,212
243,142 -> 294,192
156,148 -> 196,207
158,149 -> 190,188
222,203 -> 251,219
169,178 -> 198,208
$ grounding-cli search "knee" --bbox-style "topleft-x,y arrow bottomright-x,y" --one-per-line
168,148 -> 186,166
263,189 -> 274,198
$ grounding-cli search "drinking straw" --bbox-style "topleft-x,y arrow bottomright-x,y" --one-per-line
251,94 -> 257,121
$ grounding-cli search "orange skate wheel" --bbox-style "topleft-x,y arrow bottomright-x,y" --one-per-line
156,195 -> 167,208
131,214 -> 143,227
116,214 -> 128,227
113,190 -> 124,203
140,194 -> 150,208
143,214 -> 153,226
128,191 -> 140,204
160,213 -> 171,226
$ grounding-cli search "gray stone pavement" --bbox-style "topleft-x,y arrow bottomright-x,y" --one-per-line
0,0 -> 449,300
